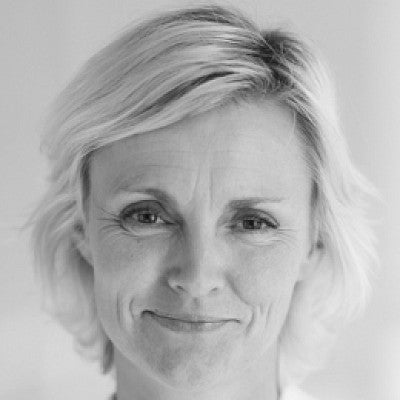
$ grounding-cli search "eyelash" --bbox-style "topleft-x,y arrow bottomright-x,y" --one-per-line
116,201 -> 279,234
229,214 -> 278,232
120,203 -> 170,227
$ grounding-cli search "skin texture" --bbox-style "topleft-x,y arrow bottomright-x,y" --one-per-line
80,100 -> 320,400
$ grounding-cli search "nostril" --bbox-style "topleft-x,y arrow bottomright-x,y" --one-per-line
166,263 -> 225,297
168,279 -> 223,298
176,284 -> 185,292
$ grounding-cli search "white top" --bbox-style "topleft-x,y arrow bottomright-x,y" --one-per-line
281,385 -> 318,400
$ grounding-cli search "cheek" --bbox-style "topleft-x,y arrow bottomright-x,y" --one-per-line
90,233 -> 171,325
91,231 -> 169,281
226,242 -> 305,353
230,242 -> 302,308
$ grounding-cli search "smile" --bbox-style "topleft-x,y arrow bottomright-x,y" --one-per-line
143,311 -> 237,333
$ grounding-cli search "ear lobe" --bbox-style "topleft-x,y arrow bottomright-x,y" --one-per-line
298,241 -> 324,282
71,223 -> 94,266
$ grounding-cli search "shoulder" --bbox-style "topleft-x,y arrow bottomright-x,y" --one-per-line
281,385 -> 319,400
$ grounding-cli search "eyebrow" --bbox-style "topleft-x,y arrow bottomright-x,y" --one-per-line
114,187 -> 284,211
224,197 -> 285,210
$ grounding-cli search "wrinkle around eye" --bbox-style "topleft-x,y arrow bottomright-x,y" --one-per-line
228,227 -> 298,247
99,219 -> 176,242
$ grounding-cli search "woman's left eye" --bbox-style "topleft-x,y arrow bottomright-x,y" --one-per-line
232,215 -> 278,232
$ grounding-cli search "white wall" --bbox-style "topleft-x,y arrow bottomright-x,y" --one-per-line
1,1 -> 399,399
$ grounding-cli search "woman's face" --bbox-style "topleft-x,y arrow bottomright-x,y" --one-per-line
84,101 -> 317,389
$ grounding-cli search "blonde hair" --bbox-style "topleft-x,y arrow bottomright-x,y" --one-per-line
27,4 -> 377,387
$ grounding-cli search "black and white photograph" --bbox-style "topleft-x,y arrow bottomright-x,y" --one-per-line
1,1 -> 399,399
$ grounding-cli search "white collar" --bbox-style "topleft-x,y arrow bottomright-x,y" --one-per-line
280,385 -> 317,400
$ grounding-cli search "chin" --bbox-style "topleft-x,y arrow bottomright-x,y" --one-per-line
137,342 -> 235,391
152,358 -> 227,391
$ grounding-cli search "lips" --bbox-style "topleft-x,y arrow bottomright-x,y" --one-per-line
145,310 -> 236,323
143,311 -> 239,333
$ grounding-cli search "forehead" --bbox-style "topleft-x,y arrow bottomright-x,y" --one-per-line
90,101 -> 310,206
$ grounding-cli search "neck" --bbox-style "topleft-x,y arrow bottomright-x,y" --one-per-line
114,345 -> 279,400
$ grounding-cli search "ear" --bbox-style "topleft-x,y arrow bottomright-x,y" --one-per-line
71,222 -> 94,266
297,240 -> 324,282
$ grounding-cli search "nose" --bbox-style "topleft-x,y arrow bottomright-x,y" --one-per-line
166,227 -> 226,298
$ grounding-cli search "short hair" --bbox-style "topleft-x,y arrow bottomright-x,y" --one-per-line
27,4 -> 377,387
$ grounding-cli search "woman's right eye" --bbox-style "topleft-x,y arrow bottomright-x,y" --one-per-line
126,210 -> 165,225
119,201 -> 171,232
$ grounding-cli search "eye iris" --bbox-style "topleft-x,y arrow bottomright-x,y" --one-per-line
243,218 -> 263,230
137,211 -> 158,223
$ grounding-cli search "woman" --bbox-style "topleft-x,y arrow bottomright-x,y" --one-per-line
28,5 -> 377,400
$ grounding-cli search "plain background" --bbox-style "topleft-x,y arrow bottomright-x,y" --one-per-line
1,0 -> 399,399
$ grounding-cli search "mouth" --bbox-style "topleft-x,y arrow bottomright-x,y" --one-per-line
143,311 -> 239,333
